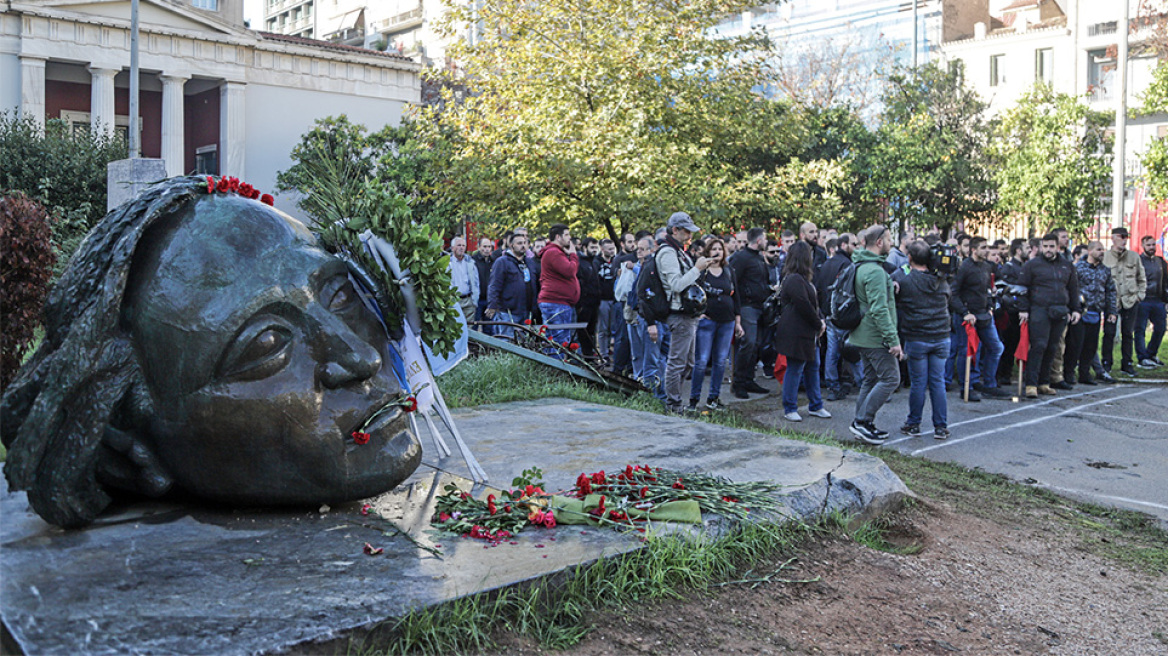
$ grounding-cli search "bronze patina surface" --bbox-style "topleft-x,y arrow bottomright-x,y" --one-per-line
0,178 -> 421,528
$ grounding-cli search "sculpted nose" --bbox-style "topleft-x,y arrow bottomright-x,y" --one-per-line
312,313 -> 383,390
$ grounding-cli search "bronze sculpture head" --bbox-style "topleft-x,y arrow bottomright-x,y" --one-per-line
1,177 -> 421,528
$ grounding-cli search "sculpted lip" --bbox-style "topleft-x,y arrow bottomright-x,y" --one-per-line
353,396 -> 407,437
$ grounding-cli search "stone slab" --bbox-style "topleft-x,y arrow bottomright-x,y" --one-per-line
1,399 -> 908,655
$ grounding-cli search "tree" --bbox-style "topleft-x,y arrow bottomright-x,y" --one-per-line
992,85 -> 1112,237
418,0 -> 846,240
0,113 -> 127,272
862,63 -> 996,236
1140,60 -> 1168,203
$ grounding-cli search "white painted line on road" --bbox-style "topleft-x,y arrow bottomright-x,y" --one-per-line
883,386 -> 1126,446
1037,484 -> 1168,513
1070,411 -> 1168,426
910,389 -> 1157,456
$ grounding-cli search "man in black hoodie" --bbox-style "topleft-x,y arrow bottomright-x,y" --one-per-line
1018,233 -> 1082,398
952,237 -> 1009,400
893,240 -> 954,438
729,227 -> 773,398
575,238 -> 603,356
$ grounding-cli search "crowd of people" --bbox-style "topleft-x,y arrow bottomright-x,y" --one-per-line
446,216 -> 1168,446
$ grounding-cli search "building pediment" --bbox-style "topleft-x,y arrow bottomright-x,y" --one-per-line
17,0 -> 245,36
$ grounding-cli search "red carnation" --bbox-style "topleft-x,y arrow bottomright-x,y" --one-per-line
260,193 -> 275,206
205,176 -> 215,192
405,395 -> 418,412
542,511 -> 556,528
672,479 -> 685,490
438,512 -> 452,522
487,494 -> 497,515
217,177 -> 230,192
569,342 -> 580,350
239,182 -> 254,197
227,177 -> 240,192
351,431 -> 371,445
524,319 -> 532,325
249,188 -> 261,200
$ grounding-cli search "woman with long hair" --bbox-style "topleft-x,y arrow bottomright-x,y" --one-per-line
688,237 -> 744,411
774,240 -> 831,421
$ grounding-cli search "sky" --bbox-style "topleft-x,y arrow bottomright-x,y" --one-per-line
243,0 -> 263,29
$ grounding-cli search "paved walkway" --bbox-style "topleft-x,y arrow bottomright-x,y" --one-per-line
728,378 -> 1168,525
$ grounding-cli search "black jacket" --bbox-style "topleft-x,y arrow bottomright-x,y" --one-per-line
774,273 -> 820,361
1018,255 -> 1081,313
473,252 -> 493,301
576,254 -> 602,309
814,251 -> 852,316
953,257 -> 994,319
1142,253 -> 1168,303
729,247 -> 771,307
892,268 -> 954,342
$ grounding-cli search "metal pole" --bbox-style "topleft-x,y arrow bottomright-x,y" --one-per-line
912,0 -> 919,69
1112,0 -> 1129,230
129,0 -> 140,158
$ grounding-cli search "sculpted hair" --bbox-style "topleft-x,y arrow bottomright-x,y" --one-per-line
0,176 -> 208,528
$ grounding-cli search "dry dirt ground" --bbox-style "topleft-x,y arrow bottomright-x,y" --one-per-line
487,500 -> 1168,656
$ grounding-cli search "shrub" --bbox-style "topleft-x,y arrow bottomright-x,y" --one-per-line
0,112 -> 126,273
0,192 -> 56,392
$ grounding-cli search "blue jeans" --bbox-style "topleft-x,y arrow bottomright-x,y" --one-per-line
782,350 -> 823,414
494,310 -> 523,339
1136,299 -> 1167,361
971,320 -> 1005,389
691,317 -> 735,402
905,339 -> 948,429
539,302 -> 575,358
824,324 -> 862,391
629,316 -> 665,400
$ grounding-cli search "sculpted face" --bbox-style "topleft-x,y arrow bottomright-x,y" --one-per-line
125,195 -> 421,505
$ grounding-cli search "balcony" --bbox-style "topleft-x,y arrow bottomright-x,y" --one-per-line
1087,21 -> 1117,37
374,6 -> 423,35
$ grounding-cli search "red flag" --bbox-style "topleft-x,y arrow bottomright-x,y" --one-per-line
773,353 -> 788,384
964,322 -> 980,359
1015,321 -> 1030,362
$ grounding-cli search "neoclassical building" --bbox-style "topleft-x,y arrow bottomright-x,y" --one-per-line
1,0 -> 420,212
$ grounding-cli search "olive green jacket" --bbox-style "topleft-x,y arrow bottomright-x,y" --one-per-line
846,248 -> 899,349
1103,248 -> 1146,310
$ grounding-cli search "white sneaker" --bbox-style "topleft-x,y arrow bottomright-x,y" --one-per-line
808,408 -> 832,418
784,411 -> 803,422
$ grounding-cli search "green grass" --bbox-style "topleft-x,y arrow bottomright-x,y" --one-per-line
353,520 -> 813,655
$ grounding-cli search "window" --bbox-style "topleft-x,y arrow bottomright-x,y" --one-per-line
195,145 -> 218,175
1035,48 -> 1053,84
192,0 -> 218,10
60,110 -> 135,141
990,54 -> 1005,87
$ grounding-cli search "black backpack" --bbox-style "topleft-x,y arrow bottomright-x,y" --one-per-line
635,254 -> 671,324
828,261 -> 878,331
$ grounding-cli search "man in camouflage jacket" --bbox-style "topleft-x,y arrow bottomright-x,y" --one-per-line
1067,241 -> 1117,385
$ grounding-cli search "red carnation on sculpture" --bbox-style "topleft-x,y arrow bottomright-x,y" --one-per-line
351,431 -> 371,445
261,193 -> 275,206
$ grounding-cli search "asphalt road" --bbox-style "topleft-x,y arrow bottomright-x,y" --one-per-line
732,378 -> 1168,525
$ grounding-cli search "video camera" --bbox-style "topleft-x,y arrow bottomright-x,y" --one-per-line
928,243 -> 959,276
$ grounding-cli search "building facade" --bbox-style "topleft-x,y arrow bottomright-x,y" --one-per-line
941,0 -> 1166,222
2,0 -> 420,215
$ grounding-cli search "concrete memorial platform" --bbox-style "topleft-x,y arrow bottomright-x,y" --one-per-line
1,399 -> 908,655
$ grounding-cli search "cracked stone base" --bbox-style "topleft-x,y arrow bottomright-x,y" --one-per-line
0,399 -> 908,655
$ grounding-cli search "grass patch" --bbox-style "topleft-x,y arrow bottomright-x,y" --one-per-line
354,520 -> 813,655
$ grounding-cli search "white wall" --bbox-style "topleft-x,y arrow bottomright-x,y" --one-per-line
244,82 -> 406,219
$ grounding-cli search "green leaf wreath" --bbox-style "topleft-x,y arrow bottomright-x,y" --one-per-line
308,180 -> 463,356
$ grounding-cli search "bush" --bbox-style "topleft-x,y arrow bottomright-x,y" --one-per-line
0,112 -> 126,273
0,192 -> 56,393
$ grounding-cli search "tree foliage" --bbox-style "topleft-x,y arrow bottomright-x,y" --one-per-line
862,63 -> 996,236
0,193 -> 56,392
992,85 -> 1112,236
418,0 -> 847,239
1140,60 -> 1168,203
0,113 -> 127,272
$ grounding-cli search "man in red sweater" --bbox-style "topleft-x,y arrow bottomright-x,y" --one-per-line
539,223 -> 581,355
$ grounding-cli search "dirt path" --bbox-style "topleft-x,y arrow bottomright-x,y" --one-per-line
488,499 -> 1167,655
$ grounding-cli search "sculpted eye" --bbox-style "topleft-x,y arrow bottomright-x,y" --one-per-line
219,322 -> 293,381
324,277 -> 358,313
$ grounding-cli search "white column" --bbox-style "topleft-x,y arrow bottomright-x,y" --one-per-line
88,66 -> 118,138
160,74 -> 188,177
19,56 -> 47,130
219,81 -> 246,177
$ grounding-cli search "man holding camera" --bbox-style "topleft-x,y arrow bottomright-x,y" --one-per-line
657,212 -> 711,414
892,240 -> 954,439
953,237 -> 1010,400
1018,233 -> 1081,398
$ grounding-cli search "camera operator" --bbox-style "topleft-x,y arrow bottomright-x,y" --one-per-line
892,240 -> 955,439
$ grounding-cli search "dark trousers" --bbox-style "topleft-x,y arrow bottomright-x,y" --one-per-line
1101,304 -> 1139,370
1065,317 -> 1101,383
576,303 -> 599,356
1025,308 -> 1068,387
732,304 -> 763,388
